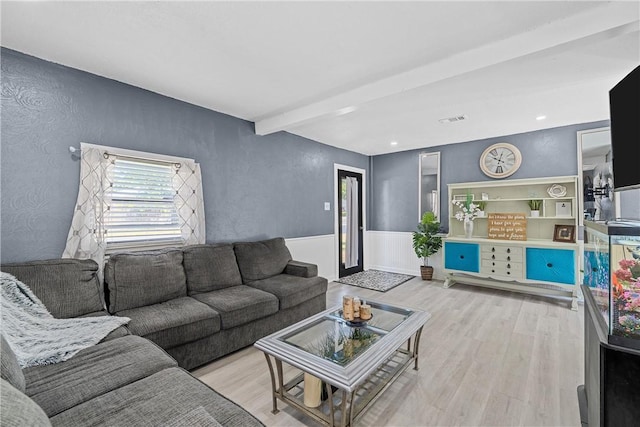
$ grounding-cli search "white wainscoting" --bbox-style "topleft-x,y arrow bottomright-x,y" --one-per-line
366,231 -> 445,281
285,234 -> 336,282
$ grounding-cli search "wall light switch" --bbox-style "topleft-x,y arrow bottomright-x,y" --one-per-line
324,202 -> 331,211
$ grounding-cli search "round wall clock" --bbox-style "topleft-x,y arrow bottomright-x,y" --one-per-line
479,143 -> 522,179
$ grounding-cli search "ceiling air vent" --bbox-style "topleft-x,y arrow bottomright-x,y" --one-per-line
439,115 -> 467,124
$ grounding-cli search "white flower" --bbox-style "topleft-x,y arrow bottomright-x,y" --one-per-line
452,199 -> 481,222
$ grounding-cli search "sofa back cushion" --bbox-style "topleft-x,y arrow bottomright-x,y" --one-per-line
1,259 -> 104,318
1,335 -> 25,393
233,238 -> 292,282
105,249 -> 186,313
182,244 -> 243,294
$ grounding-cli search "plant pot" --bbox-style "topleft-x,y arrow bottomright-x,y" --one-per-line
530,210 -> 540,217
420,265 -> 434,280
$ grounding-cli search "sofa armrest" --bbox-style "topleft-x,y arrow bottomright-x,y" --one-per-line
284,260 -> 318,278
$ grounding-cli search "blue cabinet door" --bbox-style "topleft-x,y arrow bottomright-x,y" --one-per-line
445,242 -> 479,273
526,248 -> 575,285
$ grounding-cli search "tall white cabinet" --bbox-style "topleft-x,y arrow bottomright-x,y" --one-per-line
443,176 -> 580,310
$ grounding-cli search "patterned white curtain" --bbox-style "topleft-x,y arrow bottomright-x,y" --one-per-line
62,143 -> 111,273
345,176 -> 359,269
174,161 -> 206,245
63,143 -> 206,276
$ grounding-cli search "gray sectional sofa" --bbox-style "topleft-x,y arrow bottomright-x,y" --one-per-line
1,237 -> 328,426
104,238 -> 328,369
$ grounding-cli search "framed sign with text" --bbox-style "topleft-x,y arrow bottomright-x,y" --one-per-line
488,213 -> 527,241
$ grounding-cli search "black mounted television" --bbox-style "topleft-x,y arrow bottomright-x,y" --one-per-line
609,65 -> 640,192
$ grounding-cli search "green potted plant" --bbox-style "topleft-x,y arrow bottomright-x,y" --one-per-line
528,199 -> 543,217
412,211 -> 443,280
476,201 -> 487,217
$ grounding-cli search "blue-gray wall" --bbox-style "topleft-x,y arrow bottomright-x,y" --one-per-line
0,48 -> 368,263
370,121 -> 610,232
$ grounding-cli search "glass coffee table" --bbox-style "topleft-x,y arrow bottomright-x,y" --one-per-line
254,299 -> 430,427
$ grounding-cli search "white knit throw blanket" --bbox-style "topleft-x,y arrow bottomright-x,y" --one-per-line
1,272 -> 130,368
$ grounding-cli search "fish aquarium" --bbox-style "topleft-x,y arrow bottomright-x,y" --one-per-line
584,220 -> 640,349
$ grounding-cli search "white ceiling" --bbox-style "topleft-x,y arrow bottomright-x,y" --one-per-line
1,1 -> 638,155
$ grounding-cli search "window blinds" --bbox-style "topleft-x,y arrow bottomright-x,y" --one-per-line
104,158 -> 183,250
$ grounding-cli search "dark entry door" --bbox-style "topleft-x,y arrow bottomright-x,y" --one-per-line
338,169 -> 363,278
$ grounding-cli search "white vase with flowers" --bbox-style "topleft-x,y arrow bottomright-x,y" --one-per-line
452,192 -> 482,238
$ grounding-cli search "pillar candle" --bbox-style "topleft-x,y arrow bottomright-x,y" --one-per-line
360,304 -> 372,320
303,373 -> 322,408
342,296 -> 354,320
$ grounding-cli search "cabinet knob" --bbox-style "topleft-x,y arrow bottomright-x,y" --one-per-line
547,263 -> 553,268
507,248 -> 511,253
492,255 -> 496,260
507,271 -> 511,275
507,256 -> 511,261
491,248 -> 495,252
491,270 -> 495,273
507,264 -> 511,268
460,255 -> 464,259
492,262 -> 495,266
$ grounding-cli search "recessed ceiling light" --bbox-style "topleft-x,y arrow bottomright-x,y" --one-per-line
390,141 -> 398,146
336,106 -> 357,116
536,115 -> 547,121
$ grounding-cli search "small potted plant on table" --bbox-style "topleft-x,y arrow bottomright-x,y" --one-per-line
412,212 -> 443,281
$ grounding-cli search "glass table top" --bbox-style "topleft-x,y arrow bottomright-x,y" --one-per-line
278,301 -> 414,366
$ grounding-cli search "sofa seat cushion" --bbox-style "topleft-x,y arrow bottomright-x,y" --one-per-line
23,336 -> 177,417
191,285 -> 278,329
117,297 -> 220,349
50,367 -> 263,427
234,237 -> 292,282
183,244 -> 243,294
163,406 -> 223,427
105,249 -> 187,313
78,311 -> 130,341
1,259 -> 104,318
248,274 -> 328,310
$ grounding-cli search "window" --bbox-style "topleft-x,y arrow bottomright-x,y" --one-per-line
63,143 -> 205,272
104,158 -> 182,250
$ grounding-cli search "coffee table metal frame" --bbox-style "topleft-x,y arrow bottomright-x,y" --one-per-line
254,300 -> 430,427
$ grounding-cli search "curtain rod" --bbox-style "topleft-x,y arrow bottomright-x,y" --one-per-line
69,146 -> 182,168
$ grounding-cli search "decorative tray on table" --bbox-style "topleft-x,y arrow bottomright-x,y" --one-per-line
345,314 -> 373,326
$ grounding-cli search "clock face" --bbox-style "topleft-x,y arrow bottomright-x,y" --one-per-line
480,143 -> 522,178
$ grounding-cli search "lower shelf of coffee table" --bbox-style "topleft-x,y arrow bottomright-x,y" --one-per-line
276,348 -> 414,427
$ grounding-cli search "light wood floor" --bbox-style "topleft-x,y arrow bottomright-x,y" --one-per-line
193,278 -> 584,426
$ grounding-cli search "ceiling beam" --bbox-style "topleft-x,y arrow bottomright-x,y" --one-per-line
255,2 -> 639,136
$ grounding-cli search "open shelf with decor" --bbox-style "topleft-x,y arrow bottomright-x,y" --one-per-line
443,175 -> 580,310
